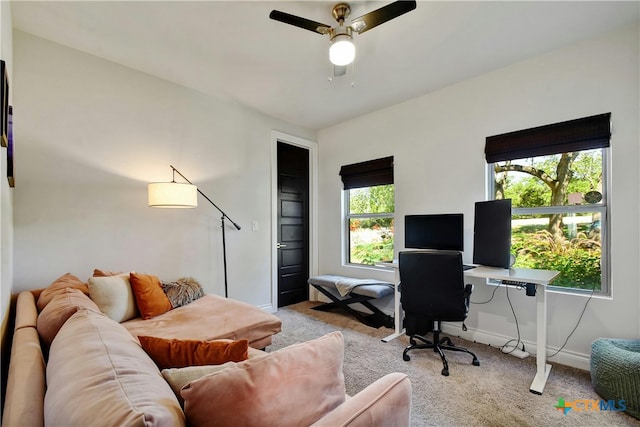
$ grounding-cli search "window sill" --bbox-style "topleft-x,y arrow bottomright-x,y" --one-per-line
343,263 -> 395,273
546,286 -> 611,300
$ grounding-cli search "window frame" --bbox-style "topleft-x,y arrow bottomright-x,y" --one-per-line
487,148 -> 610,295
343,185 -> 395,267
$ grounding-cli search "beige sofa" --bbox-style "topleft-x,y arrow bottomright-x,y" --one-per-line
3,288 -> 412,426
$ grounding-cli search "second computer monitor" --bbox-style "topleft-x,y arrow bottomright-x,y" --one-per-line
473,199 -> 512,268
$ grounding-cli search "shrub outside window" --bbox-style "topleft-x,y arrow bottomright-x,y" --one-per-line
345,184 -> 394,265
490,148 -> 608,293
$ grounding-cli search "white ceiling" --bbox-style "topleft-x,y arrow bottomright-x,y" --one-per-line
11,1 -> 640,130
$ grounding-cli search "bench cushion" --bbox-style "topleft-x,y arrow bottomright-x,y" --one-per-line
309,275 -> 393,298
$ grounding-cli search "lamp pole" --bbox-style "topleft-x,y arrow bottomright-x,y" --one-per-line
170,165 -> 241,298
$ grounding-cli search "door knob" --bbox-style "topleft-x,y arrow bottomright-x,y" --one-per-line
276,243 -> 287,249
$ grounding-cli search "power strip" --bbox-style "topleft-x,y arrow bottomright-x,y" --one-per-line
501,344 -> 530,359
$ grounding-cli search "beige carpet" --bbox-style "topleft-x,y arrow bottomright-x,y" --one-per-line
268,301 -> 640,427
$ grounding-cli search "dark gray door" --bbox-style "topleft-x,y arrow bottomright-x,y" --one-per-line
277,142 -> 309,307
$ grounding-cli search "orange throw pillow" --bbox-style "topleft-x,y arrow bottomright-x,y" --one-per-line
138,336 -> 249,370
129,273 -> 172,319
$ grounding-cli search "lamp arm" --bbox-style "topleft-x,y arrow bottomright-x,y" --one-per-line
170,165 -> 241,230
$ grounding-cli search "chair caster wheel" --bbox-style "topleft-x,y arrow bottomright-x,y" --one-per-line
441,368 -> 449,376
403,353 -> 411,361
473,359 -> 480,366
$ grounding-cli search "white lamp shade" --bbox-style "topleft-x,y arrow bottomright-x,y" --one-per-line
148,182 -> 198,208
329,35 -> 355,66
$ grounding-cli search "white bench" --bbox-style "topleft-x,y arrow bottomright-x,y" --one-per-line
308,275 -> 394,328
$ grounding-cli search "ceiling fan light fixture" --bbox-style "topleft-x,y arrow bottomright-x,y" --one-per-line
329,33 -> 355,66
270,1 -> 417,70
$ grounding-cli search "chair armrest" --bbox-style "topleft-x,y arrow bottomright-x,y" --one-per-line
464,283 -> 474,298
464,284 -> 474,316
311,373 -> 411,427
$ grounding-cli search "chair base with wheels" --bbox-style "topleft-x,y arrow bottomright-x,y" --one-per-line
399,250 -> 481,376
403,320 -> 480,376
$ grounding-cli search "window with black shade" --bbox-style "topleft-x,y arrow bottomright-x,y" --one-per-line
340,156 -> 395,266
485,113 -> 610,294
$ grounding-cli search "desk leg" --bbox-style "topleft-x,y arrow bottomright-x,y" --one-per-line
530,283 -> 552,394
382,268 -> 405,343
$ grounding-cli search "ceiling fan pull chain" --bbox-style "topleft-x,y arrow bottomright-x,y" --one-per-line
350,61 -> 356,88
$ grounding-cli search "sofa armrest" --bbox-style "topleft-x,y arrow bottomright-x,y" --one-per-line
14,291 -> 39,329
311,372 -> 411,427
2,326 -> 46,427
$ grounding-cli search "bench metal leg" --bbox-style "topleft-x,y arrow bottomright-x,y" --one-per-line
311,285 -> 394,329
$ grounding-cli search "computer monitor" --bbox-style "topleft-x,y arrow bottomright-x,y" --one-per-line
473,199 -> 512,268
404,214 -> 464,251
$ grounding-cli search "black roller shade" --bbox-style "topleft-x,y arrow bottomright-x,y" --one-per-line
485,113 -> 611,163
340,156 -> 394,190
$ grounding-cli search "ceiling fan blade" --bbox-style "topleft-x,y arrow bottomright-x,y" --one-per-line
269,10 -> 331,35
350,0 -> 417,34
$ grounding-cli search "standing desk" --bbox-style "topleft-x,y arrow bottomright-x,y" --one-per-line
378,262 -> 560,394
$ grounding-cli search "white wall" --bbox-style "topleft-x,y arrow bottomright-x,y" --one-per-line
12,31 -> 316,311
317,24 -> 639,369
0,0 -> 13,336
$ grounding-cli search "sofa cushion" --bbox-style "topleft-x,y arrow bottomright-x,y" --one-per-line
45,308 -> 184,427
181,331 -> 346,427
130,273 -> 173,319
122,294 -> 282,350
36,273 -> 89,311
88,273 -> 138,322
36,288 -> 100,346
138,336 -> 249,369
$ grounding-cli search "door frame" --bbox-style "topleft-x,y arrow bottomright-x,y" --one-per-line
270,131 -> 318,312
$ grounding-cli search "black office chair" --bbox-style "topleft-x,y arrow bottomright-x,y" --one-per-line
399,250 -> 480,376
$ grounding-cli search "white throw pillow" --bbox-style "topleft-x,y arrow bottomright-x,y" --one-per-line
88,273 -> 138,322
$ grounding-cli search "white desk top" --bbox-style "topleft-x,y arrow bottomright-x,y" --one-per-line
464,266 -> 559,285
378,261 -> 560,286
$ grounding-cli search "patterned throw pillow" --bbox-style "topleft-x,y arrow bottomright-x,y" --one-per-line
161,277 -> 205,308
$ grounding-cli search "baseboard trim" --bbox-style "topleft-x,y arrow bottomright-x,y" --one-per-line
308,297 -> 591,371
440,322 -> 591,371
258,303 -> 276,313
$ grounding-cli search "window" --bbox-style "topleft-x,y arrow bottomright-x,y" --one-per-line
340,157 -> 394,266
486,113 -> 610,293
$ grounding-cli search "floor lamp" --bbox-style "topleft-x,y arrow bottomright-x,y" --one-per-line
148,165 -> 241,298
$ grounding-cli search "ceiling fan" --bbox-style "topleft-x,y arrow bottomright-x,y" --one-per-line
269,1 -> 417,77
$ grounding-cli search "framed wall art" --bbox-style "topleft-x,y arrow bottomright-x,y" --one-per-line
0,60 -> 8,147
